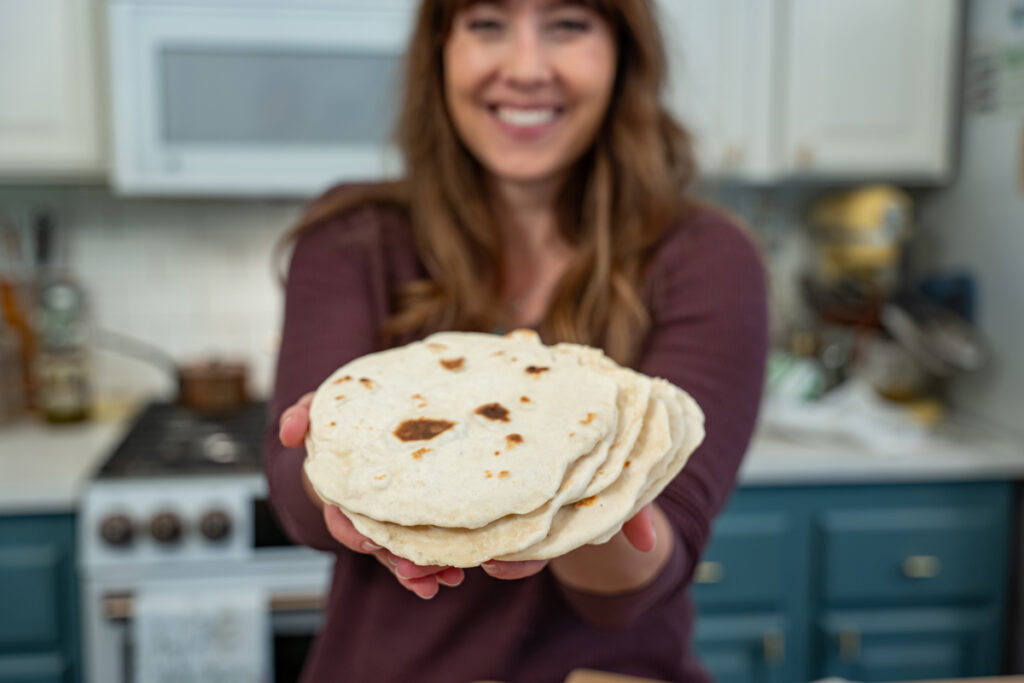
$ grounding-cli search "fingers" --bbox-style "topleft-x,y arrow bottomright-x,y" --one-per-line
622,504 -> 657,552
278,392 -> 314,448
323,506 -> 463,599
481,559 -> 549,580
323,505 -> 380,554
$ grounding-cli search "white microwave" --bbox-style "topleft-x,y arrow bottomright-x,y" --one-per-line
108,0 -> 413,197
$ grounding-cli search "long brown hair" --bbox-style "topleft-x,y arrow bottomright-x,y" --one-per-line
287,0 -> 697,365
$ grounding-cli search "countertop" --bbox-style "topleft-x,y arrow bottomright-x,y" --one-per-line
0,417 -> 129,514
1,412 -> 1022,515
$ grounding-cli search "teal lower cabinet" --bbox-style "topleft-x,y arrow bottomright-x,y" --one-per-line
692,481 -> 1014,683
694,613 -> 791,683
817,607 -> 1000,681
0,515 -> 79,683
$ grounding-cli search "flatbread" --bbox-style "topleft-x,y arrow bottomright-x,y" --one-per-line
552,344 -> 653,499
304,330 -> 620,528
496,393 -> 674,561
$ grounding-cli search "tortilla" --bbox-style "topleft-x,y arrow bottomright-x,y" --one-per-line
304,330 -> 620,528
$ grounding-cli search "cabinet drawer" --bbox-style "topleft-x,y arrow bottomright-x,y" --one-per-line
819,504 -> 1001,604
693,512 -> 792,606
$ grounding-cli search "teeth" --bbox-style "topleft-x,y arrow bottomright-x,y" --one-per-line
495,107 -> 557,127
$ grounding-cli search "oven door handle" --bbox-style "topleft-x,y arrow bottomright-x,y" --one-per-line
103,592 -> 326,621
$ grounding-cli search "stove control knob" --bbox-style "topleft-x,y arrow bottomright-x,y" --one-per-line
150,512 -> 183,544
100,514 -> 134,547
200,510 -> 232,542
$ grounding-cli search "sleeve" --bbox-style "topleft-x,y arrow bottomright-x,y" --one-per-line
262,208 -> 387,553
556,211 -> 769,628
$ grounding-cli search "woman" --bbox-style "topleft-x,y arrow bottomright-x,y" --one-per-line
266,0 -> 767,681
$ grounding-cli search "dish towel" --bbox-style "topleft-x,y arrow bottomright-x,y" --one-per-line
133,586 -> 270,683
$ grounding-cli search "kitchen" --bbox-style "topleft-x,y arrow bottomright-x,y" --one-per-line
1,0 -> 1024,682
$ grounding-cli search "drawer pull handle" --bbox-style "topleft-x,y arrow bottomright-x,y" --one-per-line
694,561 -> 724,584
762,629 -> 785,664
902,555 -> 942,579
839,628 -> 861,661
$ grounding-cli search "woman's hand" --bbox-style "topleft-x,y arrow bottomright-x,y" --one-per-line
482,503 -> 662,586
278,393 -> 464,600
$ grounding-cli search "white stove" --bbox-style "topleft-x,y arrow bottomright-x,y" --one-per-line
77,402 -> 332,683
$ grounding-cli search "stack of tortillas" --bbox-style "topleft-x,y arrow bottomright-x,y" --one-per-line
304,329 -> 705,568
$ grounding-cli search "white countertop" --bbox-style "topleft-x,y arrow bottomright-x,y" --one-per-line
0,417 -> 130,514
741,419 -> 1024,486
1,412 -> 1022,516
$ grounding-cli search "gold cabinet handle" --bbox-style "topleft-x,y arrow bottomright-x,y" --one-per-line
723,144 -> 746,170
839,628 -> 861,661
795,143 -> 815,169
902,555 -> 942,579
762,629 -> 785,664
694,561 -> 724,584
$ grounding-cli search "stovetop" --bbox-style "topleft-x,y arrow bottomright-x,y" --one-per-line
97,401 -> 268,479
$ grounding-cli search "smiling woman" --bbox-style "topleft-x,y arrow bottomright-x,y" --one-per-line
443,1 -> 618,185
265,0 -> 768,681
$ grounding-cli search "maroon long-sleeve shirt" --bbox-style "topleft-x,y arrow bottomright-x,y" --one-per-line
263,189 -> 768,683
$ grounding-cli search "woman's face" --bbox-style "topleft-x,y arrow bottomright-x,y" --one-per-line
444,0 -> 618,188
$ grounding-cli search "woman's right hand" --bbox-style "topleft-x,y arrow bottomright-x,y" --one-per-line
278,392 -> 465,599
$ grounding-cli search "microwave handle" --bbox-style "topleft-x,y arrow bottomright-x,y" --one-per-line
103,592 -> 326,621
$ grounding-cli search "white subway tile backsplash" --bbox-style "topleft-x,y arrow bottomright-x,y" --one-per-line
0,185 -> 305,405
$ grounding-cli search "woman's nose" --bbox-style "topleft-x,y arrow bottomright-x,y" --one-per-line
502,26 -> 552,87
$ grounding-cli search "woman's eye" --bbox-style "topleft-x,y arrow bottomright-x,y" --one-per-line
548,18 -> 590,35
468,18 -> 504,33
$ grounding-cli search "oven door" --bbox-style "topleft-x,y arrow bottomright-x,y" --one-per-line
81,560 -> 332,683
107,0 -> 412,196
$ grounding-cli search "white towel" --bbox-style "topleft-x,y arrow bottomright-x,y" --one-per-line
133,586 -> 270,683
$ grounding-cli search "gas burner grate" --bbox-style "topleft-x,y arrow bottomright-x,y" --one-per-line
97,401 -> 268,478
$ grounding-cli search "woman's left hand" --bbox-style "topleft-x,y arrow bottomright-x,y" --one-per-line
481,503 -> 659,581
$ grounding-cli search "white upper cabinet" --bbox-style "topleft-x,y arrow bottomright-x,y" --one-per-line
658,0 -> 960,183
782,0 -> 959,181
661,0 -> 781,181
0,0 -> 106,178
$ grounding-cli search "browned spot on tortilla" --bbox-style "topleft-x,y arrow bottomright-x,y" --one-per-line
624,460 -> 632,468
494,451 -> 500,456
520,395 -> 531,403
374,474 -> 387,481
569,432 -> 575,438
440,357 -> 465,371
580,412 -> 596,425
574,496 -> 599,508
426,343 -> 447,352
332,375 -> 353,384
560,479 -> 575,492
411,447 -> 432,460
506,433 -> 523,448
485,470 -> 493,479
329,421 -> 337,427
360,378 -> 375,389
525,365 -> 550,376
510,357 -> 518,362
335,395 -> 346,400
475,403 -> 510,422
491,350 -> 505,356
498,470 -> 510,478
411,393 -> 428,408
394,418 -> 456,442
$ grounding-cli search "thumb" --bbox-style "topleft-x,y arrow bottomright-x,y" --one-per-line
622,504 -> 657,552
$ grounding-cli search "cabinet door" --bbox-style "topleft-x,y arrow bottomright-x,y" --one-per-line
818,607 -> 1000,681
0,516 -> 78,683
781,0 -> 959,180
659,0 -> 780,181
0,0 -> 105,176
694,613 -> 792,683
